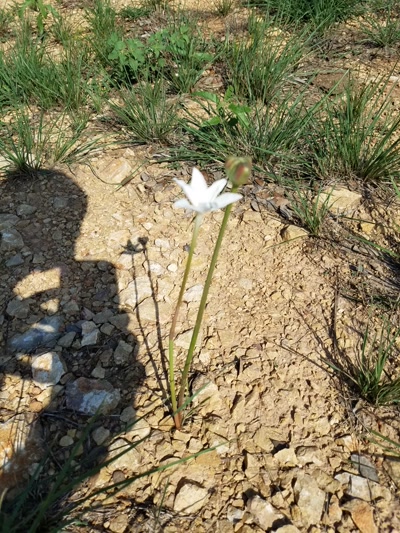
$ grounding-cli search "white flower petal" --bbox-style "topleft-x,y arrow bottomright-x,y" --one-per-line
174,198 -> 195,211
207,179 -> 227,202
174,178 -> 199,207
190,168 -> 209,196
212,193 -> 242,210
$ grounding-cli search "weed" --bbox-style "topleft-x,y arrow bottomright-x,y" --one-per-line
155,21 -> 216,93
85,0 -> 122,65
290,184 -> 333,235
308,75 -> 400,182
177,87 -> 313,176
214,0 -> 236,16
224,15 -> 307,103
0,8 -> 14,41
249,0 -> 363,31
18,0 -> 59,36
329,319 -> 400,406
0,110 -> 99,176
361,1 -> 400,47
119,5 -> 152,20
111,79 -> 180,143
50,11 -> 76,47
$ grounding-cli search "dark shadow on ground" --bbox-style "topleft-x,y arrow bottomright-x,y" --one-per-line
0,168 -> 145,529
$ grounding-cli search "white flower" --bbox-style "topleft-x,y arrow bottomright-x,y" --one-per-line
173,168 -> 242,215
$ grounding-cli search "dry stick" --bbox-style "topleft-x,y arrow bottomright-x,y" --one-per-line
169,215 -> 202,426
176,186 -> 239,428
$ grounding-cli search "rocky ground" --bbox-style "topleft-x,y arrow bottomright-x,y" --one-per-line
1,147 -> 400,532
1,0 -> 400,531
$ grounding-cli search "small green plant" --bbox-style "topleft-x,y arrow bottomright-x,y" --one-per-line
224,14 -> 307,103
329,320 -> 400,406
157,22 -> 215,93
290,185 -> 333,236
18,0 -> 59,36
308,75 -> 400,181
119,5 -> 152,20
249,0 -> 363,31
0,110 -> 99,176
214,0 -> 236,16
85,0 -> 122,65
0,8 -> 14,41
361,1 -> 400,47
169,158 -> 250,428
177,87 -> 314,177
111,79 -> 180,143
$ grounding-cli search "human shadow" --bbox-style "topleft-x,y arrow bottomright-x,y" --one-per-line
0,168 -> 144,516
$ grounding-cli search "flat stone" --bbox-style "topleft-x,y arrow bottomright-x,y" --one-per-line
120,406 -> 136,424
335,472 -> 373,501
155,238 -> 170,249
183,284 -> 204,303
274,447 -> 298,467
227,506 -> 244,523
91,364 -> 106,379
124,418 -> 151,440
6,298 -> 30,319
96,158 -> 132,185
17,204 -> 37,216
351,454 -> 379,482
100,323 -> 114,335
294,474 -> 326,525
32,351 -> 67,388
174,482 -> 209,514
53,197 -> 69,209
9,315 -> 64,353
109,514 -> 129,533
113,340 -> 134,365
108,438 -> 141,470
63,300 -> 80,314
149,262 -> 164,275
92,426 -> 110,446
320,187 -> 362,213
342,499 -> 378,533
175,328 -> 199,350
57,331 -> 76,348
59,435 -> 74,447
118,277 -> 152,309
108,314 -> 132,331
5,254 -> 24,267
1,228 -> 24,250
281,225 -> 309,241
81,329 -> 101,346
0,214 -> 19,230
246,495 -> 284,530
93,309 -> 114,324
136,298 -> 170,323
66,378 -> 120,415
253,427 -> 274,453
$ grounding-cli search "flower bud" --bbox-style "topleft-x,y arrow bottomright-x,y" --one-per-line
225,157 -> 252,187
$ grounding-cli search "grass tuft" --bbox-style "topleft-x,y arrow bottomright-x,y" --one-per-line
308,75 -> 400,182
224,14 -> 307,104
111,79 -> 181,143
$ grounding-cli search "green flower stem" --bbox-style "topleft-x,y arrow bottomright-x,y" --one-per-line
169,214 -> 202,422
176,186 -> 239,427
